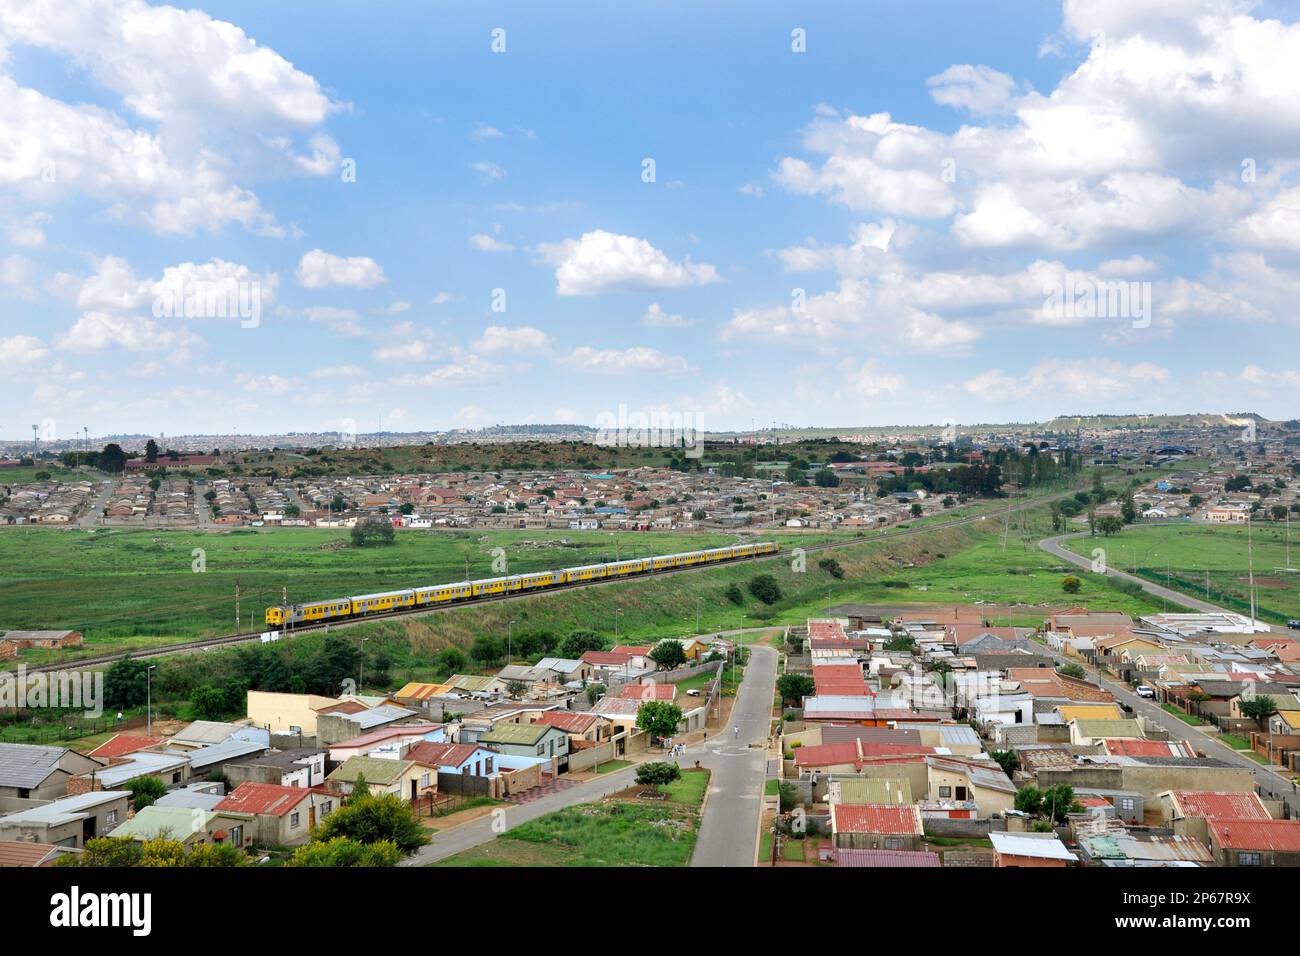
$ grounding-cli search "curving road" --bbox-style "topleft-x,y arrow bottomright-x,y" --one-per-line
1039,530 -> 1275,627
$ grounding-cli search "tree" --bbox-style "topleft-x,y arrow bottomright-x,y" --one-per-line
504,679 -> 529,700
470,635 -> 503,665
648,640 -> 686,671
1097,515 -> 1125,536
990,750 -> 1019,776
99,443 -> 127,473
748,574 -> 782,605
191,684 -> 228,720
350,517 -> 395,547
560,630 -> 605,658
1061,575 -> 1082,594
724,582 -> 745,605
124,775 -> 166,811
635,761 -> 681,791
813,468 -> 840,487
776,673 -> 815,706
312,791 -> 430,854
145,439 -> 159,463
1239,694 -> 1278,724
103,655 -> 150,709
1120,491 -> 1137,524
584,683 -> 606,705
636,701 -> 684,744
59,837 -> 245,867
910,502 -> 923,518
434,646 -> 467,675
290,836 -> 401,867
1057,662 -> 1086,680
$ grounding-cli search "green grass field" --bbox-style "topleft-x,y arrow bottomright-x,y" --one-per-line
1063,522 -> 1300,624
432,801 -> 699,867
0,526 -> 815,643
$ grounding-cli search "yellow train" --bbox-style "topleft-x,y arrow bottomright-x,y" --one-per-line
265,541 -> 779,627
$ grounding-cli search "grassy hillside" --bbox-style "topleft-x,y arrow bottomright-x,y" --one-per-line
1064,522 -> 1300,624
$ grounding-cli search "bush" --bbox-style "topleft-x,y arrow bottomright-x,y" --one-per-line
1062,575 -> 1082,594
635,762 -> 682,788
724,582 -> 745,605
817,557 -> 844,578
748,574 -> 782,605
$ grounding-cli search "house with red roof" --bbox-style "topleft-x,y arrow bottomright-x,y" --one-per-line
87,734 -> 165,759
618,682 -> 678,703
404,741 -> 497,776
214,783 -> 334,846
1206,818 -> 1300,866
532,710 -> 605,743
829,804 -> 924,851
1159,788 -> 1272,845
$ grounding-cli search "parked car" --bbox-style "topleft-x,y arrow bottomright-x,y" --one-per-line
1135,684 -> 1156,699
1288,619 -> 1300,630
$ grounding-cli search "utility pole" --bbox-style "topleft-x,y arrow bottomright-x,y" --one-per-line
235,578 -> 241,631
1247,516 -> 1257,624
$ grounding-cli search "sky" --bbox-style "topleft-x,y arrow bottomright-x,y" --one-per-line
2,0 -> 1300,439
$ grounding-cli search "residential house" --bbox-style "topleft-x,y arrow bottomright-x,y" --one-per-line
326,755 -> 436,802
989,831 -> 1077,867
829,804 -> 924,851
0,790 -> 130,848
215,783 -> 333,846
479,722 -> 570,765
0,744 -> 105,800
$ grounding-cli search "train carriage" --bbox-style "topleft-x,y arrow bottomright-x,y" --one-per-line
351,590 -> 416,614
264,542 -> 779,628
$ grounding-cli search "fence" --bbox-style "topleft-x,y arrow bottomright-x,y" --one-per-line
0,713 -> 147,744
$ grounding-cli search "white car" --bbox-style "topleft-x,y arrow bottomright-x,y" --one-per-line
1135,685 -> 1155,699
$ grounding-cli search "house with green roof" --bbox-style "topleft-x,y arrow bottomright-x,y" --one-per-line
479,722 -> 570,764
108,804 -> 253,849
1068,718 -> 1145,746
325,754 -> 438,802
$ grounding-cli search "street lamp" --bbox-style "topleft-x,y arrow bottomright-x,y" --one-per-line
146,665 -> 157,736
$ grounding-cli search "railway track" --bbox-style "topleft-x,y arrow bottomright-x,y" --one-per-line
22,483 -> 1102,673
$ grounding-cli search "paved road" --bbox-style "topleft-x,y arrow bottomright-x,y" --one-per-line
1039,531 -> 1297,809
688,644 -> 777,867
402,642 -> 779,867
76,478 -> 116,529
1039,643 -> 1299,813
1040,531 -> 1276,626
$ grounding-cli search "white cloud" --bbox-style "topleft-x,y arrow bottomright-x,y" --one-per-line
56,312 -> 202,353
469,123 -> 503,141
469,161 -> 506,182
302,306 -> 363,336
538,229 -> 720,296
964,358 -> 1169,402
0,334 -> 48,365
296,249 -> 387,289
0,0 -> 340,235
469,233 -> 515,253
563,346 -> 691,374
927,64 -> 1019,115
642,303 -> 693,327
474,325 -> 551,353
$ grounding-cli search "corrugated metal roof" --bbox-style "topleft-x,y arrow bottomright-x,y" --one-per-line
0,743 -> 70,788
835,848 -> 939,867
989,832 -> 1077,861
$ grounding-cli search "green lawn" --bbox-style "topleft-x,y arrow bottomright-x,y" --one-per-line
758,831 -> 772,863
663,769 -> 709,806
1064,523 -> 1300,625
1163,703 -> 1208,725
764,779 -> 780,796
1218,733 -> 1253,750
433,802 -> 699,867
593,759 -> 632,774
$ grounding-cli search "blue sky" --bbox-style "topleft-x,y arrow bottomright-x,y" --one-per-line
2,0 -> 1299,439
